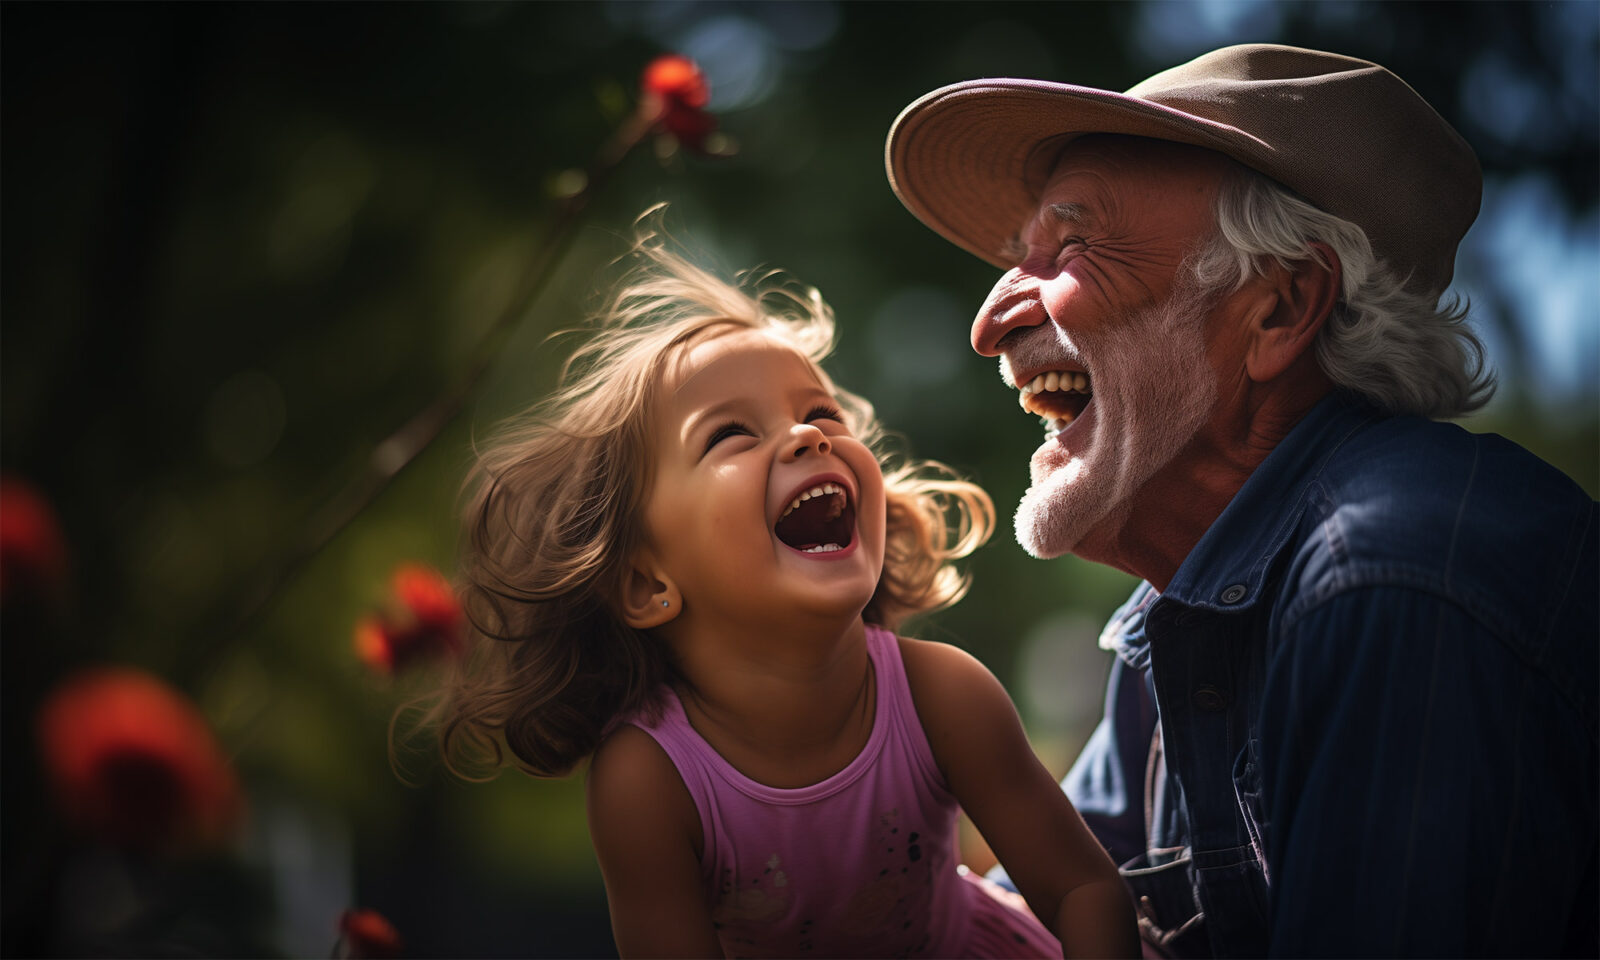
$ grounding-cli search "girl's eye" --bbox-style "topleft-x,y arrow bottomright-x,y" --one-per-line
704,420 -> 752,453
806,404 -> 844,424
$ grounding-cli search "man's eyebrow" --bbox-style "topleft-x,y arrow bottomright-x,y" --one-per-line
1002,202 -> 1093,261
1042,201 -> 1090,227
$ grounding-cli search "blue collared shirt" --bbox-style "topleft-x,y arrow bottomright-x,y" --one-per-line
1060,393 -> 1598,957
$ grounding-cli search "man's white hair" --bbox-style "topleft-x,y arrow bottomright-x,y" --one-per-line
1188,167 -> 1496,419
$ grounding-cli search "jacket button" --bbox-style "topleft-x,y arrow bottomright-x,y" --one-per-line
1192,685 -> 1230,712
1219,584 -> 1247,604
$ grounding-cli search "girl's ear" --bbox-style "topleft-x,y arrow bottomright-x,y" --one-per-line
620,553 -> 680,629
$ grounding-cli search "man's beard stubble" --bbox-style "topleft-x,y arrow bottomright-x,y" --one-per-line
1012,281 -> 1220,560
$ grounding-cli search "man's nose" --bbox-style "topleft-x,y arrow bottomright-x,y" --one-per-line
782,422 -> 832,461
971,268 -> 1048,357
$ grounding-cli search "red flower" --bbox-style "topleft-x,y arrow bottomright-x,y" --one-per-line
391,563 -> 461,634
353,615 -> 396,674
0,475 -> 67,603
641,54 -> 716,152
354,563 -> 464,675
37,667 -> 243,854
338,908 -> 404,959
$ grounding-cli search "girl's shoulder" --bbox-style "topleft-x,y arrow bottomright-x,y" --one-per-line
895,634 -> 1006,708
586,724 -> 721,954
894,634 -> 1031,777
587,723 -> 704,857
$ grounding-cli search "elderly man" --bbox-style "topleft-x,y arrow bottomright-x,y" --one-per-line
888,44 -> 1597,957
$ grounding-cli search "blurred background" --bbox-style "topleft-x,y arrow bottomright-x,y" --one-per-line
3,2 -> 1595,956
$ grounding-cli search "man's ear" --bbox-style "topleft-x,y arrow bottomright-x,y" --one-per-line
1244,241 -> 1341,383
619,553 -> 680,630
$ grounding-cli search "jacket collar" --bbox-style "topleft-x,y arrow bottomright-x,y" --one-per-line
1103,392 -> 1381,666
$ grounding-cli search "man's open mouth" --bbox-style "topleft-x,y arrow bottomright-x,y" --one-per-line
1018,369 -> 1093,434
774,481 -> 855,553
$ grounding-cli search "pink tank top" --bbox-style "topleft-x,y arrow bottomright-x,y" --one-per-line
623,625 -> 1060,958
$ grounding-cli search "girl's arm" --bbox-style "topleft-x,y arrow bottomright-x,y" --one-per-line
586,725 -> 724,959
900,637 -> 1140,959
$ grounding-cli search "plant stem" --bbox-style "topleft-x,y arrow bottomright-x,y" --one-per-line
199,105 -> 659,672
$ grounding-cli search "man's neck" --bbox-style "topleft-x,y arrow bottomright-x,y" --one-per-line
1079,457 -> 1247,592
1081,384 -> 1329,591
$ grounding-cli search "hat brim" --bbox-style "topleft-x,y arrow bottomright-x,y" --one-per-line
885,79 -> 1273,270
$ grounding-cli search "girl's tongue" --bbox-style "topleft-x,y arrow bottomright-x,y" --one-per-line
775,483 -> 854,553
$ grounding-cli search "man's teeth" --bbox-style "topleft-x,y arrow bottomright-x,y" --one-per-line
1017,370 -> 1090,398
1017,370 -> 1092,420
779,481 -> 845,520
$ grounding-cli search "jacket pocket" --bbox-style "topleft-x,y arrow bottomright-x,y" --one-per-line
1232,738 -> 1269,885
1120,848 -> 1209,958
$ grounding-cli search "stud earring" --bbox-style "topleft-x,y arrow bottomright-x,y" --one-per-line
661,599 -> 670,608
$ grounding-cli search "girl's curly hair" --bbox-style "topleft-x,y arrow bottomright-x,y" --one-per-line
417,221 -> 993,780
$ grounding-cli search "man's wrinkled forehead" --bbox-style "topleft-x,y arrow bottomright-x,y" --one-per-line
1007,135 -> 1236,255
1006,136 -> 1147,256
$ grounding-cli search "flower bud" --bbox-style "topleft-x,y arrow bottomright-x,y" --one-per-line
37,667 -> 243,854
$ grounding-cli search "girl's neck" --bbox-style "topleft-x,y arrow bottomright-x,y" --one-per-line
668,616 -> 877,789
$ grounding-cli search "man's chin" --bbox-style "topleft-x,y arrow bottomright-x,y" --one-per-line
1014,481 -> 1092,560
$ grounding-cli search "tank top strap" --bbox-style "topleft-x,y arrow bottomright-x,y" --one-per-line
620,625 -> 951,865
622,689 -> 720,867
864,624 -> 950,799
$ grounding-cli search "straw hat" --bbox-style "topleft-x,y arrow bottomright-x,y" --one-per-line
886,43 -> 1480,299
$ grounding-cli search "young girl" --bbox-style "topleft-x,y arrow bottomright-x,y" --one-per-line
433,230 -> 1138,959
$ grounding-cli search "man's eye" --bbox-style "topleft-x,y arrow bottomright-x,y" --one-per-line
704,421 -> 752,453
806,404 -> 843,424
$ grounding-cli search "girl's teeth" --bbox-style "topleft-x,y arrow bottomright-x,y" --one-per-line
780,482 -> 845,519
800,543 -> 844,553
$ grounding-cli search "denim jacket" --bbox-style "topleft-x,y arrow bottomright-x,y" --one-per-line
1060,394 -> 1598,957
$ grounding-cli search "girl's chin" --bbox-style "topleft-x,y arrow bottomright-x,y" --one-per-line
776,545 -> 880,597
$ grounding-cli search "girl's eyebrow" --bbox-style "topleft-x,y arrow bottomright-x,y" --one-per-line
679,384 -> 834,439
681,398 -> 744,439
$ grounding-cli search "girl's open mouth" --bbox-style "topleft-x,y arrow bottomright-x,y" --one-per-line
774,481 -> 855,553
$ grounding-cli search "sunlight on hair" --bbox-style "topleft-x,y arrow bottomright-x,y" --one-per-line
394,208 -> 994,783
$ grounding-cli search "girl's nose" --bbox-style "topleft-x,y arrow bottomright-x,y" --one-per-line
782,422 -> 832,461
972,267 -> 1049,357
